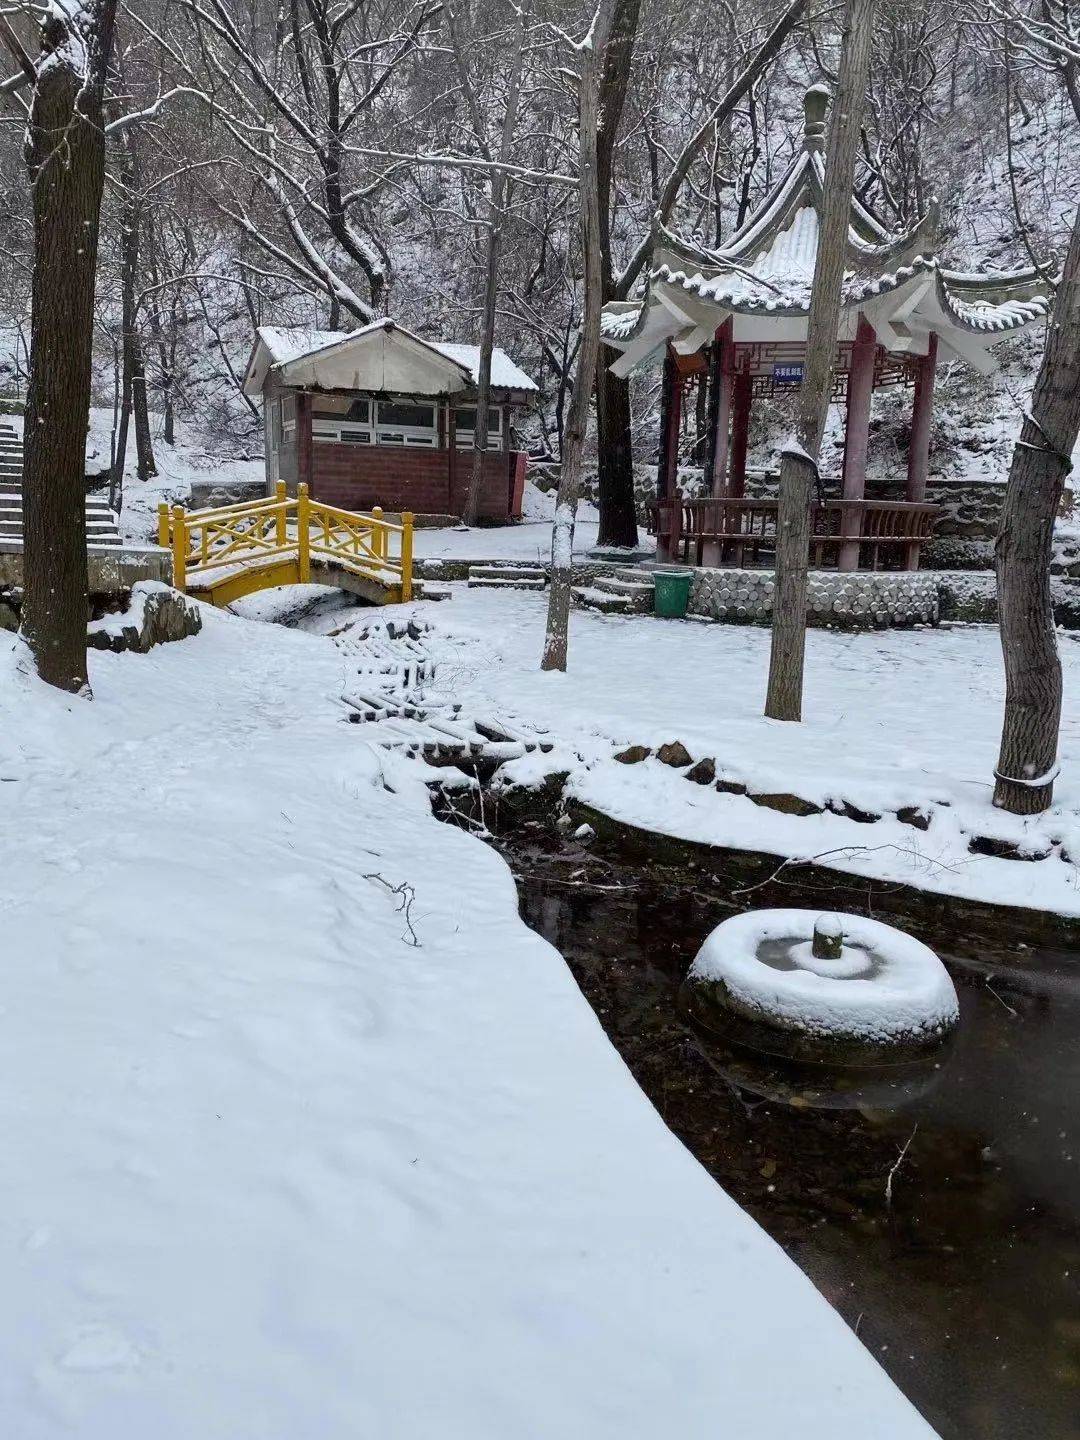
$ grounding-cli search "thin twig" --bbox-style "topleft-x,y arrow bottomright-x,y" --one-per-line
885,1124 -> 919,1207
362,872 -> 420,947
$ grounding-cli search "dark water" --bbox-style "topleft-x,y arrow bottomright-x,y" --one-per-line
509,835 -> 1080,1440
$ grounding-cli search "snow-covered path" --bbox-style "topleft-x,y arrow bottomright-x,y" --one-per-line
0,612 -> 933,1438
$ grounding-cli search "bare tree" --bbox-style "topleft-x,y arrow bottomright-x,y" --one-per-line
765,0 -> 876,722
593,0 -> 641,550
541,0 -> 614,672
593,0 -> 806,546
445,0 -> 530,527
2,0 -> 119,693
993,205 -> 1080,815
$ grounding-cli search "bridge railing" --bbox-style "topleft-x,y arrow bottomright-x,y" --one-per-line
159,481 -> 413,600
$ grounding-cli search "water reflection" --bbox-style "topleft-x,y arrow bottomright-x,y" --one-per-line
508,847 -> 1080,1440
691,1026 -> 951,1111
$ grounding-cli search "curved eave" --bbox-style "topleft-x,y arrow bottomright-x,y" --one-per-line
648,253 -> 941,320
934,269 -> 1051,336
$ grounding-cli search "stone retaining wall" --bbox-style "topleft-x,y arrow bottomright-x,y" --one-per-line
689,566 -> 939,629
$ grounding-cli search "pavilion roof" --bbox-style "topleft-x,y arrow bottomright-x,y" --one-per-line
601,86 -> 1051,376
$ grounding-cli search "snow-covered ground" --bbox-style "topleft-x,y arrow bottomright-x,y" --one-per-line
0,612 -> 934,1438
281,584 -> 1080,919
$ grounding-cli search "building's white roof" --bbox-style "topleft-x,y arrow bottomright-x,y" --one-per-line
428,341 -> 538,392
250,319 -> 538,395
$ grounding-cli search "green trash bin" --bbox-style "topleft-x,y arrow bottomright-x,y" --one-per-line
653,567 -> 694,618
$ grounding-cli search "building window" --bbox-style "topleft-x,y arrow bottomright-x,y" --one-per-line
282,394 -> 297,444
312,396 -> 372,444
455,406 -> 503,451
309,395 -> 437,446
375,399 -> 437,446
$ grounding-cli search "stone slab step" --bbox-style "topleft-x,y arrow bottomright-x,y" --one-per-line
414,580 -> 452,602
467,575 -> 546,591
572,585 -> 633,614
468,564 -> 547,581
592,575 -> 655,594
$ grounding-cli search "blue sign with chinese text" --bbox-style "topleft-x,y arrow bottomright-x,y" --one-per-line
773,363 -> 804,386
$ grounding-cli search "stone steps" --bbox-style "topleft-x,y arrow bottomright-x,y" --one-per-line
0,453 -> 124,547
572,584 -> 634,615
413,579 -> 452,602
468,574 -> 547,592
467,563 -> 548,592
585,570 -> 655,614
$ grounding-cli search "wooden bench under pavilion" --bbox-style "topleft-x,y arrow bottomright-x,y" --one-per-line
600,85 -> 1051,573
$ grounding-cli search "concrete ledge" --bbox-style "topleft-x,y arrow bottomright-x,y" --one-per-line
0,541 -> 172,595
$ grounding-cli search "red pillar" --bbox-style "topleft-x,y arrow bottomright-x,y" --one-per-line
297,392 -> 313,499
906,333 -> 937,503
838,315 -> 876,572
905,333 -> 938,569
729,372 -> 752,499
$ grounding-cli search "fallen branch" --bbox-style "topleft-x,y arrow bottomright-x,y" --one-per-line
885,1124 -> 918,1207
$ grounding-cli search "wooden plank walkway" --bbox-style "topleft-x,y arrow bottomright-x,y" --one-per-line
336,617 -> 553,766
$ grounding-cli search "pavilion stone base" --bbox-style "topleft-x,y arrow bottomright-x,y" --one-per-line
689,567 -> 938,630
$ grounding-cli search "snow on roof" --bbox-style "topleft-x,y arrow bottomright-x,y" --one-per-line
258,326 -> 361,366
428,341 -> 538,393
255,320 -> 538,393
599,83 -> 1051,366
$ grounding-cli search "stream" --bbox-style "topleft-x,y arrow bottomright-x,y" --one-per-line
496,820 -> 1080,1440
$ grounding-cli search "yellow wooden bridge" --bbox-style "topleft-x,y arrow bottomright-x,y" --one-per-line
159,482 -> 413,608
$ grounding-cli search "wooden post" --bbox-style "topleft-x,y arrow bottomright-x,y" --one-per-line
297,481 -> 311,582
447,404 -> 457,515
372,505 -> 385,561
905,333 -> 938,569
812,914 -> 844,960
838,314 -> 876,571
401,512 -> 414,602
297,392 -> 313,497
275,478 -> 287,549
157,501 -> 169,549
170,504 -> 186,591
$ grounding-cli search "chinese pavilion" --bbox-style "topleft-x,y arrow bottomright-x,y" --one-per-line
600,86 -> 1051,570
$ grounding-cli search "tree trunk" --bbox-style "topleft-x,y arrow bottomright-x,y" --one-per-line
541,0 -> 614,672
994,206 -> 1080,815
595,0 -> 641,549
21,0 -> 118,694
765,6 -> 875,722
452,0 -> 526,528
463,164 -> 508,527
595,364 -> 638,545
120,104 -> 155,486
132,334 -> 156,481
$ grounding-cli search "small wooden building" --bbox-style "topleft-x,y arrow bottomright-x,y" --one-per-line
242,319 -> 538,521
600,86 -> 1051,571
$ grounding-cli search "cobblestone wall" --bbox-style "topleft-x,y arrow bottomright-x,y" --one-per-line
689,567 -> 939,629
